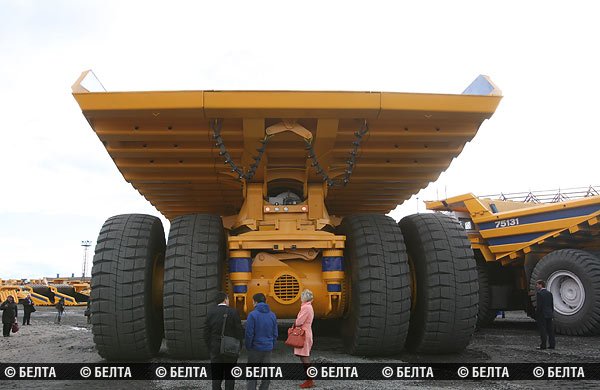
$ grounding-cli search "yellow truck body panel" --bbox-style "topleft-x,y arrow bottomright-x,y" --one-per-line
73,71 -> 501,220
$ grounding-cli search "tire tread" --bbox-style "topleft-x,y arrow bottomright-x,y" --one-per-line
340,214 -> 411,356
163,214 -> 224,359
400,213 -> 478,353
91,214 -> 165,361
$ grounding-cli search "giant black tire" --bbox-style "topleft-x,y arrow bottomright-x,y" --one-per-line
476,259 -> 496,328
529,249 -> 600,336
90,214 -> 165,360
163,214 -> 225,359
338,214 -> 411,356
399,213 -> 478,353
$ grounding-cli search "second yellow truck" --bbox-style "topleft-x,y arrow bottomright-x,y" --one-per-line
427,190 -> 600,336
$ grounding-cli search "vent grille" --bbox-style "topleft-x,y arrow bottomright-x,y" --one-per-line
273,274 -> 300,303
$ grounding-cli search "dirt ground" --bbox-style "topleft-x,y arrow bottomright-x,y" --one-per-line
1,307 -> 599,389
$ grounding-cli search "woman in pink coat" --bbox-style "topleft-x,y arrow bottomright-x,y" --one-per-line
294,289 -> 315,388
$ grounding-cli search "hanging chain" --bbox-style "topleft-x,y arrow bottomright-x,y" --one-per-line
212,118 -> 368,187
212,119 -> 269,181
306,121 -> 369,187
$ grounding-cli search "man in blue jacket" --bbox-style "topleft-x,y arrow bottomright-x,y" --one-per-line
245,293 -> 278,390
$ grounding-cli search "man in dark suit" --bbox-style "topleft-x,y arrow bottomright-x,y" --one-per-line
204,291 -> 243,390
535,279 -> 556,350
22,294 -> 35,325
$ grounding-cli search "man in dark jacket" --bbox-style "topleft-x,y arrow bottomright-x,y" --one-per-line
55,297 -> 65,324
1,295 -> 18,337
204,291 -> 243,390
84,299 -> 92,324
22,294 -> 35,325
245,293 -> 278,390
535,279 -> 556,349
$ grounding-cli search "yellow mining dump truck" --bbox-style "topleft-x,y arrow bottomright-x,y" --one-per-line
0,286 -> 26,303
0,279 -> 91,306
72,71 -> 501,360
26,284 -> 84,306
21,286 -> 52,306
426,190 -> 600,335
0,281 -> 52,305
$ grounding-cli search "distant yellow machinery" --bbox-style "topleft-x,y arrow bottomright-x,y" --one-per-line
0,279 -> 90,306
0,286 -> 25,303
21,286 -> 52,306
427,188 -> 600,335
27,285 -> 88,306
73,70 -> 501,360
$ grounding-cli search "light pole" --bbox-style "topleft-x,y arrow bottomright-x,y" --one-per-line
81,240 -> 93,279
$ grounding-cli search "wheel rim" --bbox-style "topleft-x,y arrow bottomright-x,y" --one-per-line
547,270 -> 585,316
407,254 -> 417,313
151,252 -> 164,314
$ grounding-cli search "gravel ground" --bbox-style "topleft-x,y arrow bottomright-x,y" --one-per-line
1,307 -> 599,389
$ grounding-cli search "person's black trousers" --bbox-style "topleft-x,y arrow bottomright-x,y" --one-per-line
247,349 -> 273,390
23,311 -> 31,325
210,353 -> 238,390
2,323 -> 11,337
538,317 -> 556,348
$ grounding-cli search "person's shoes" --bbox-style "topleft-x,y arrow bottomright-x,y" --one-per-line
537,346 -> 547,350
300,380 -> 314,388
549,346 -> 555,349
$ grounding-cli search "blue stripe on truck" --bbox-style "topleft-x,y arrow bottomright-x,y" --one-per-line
479,204 -> 600,230
487,232 -> 548,246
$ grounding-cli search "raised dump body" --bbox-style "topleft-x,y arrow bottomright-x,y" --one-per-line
73,71 -> 501,360
73,71 -> 500,218
0,286 -> 24,304
427,192 -> 600,335
53,284 -> 89,304
27,284 -> 84,306
21,286 -> 52,306
0,279 -> 90,306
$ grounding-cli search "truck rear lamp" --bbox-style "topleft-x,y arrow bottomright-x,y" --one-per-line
263,205 -> 309,213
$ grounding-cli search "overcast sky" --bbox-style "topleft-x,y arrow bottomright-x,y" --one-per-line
1,1 -> 598,279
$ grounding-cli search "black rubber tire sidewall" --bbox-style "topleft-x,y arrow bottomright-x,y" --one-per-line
476,259 -> 497,328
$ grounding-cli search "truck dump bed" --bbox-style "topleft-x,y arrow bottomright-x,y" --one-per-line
426,193 -> 600,263
73,71 -> 501,219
